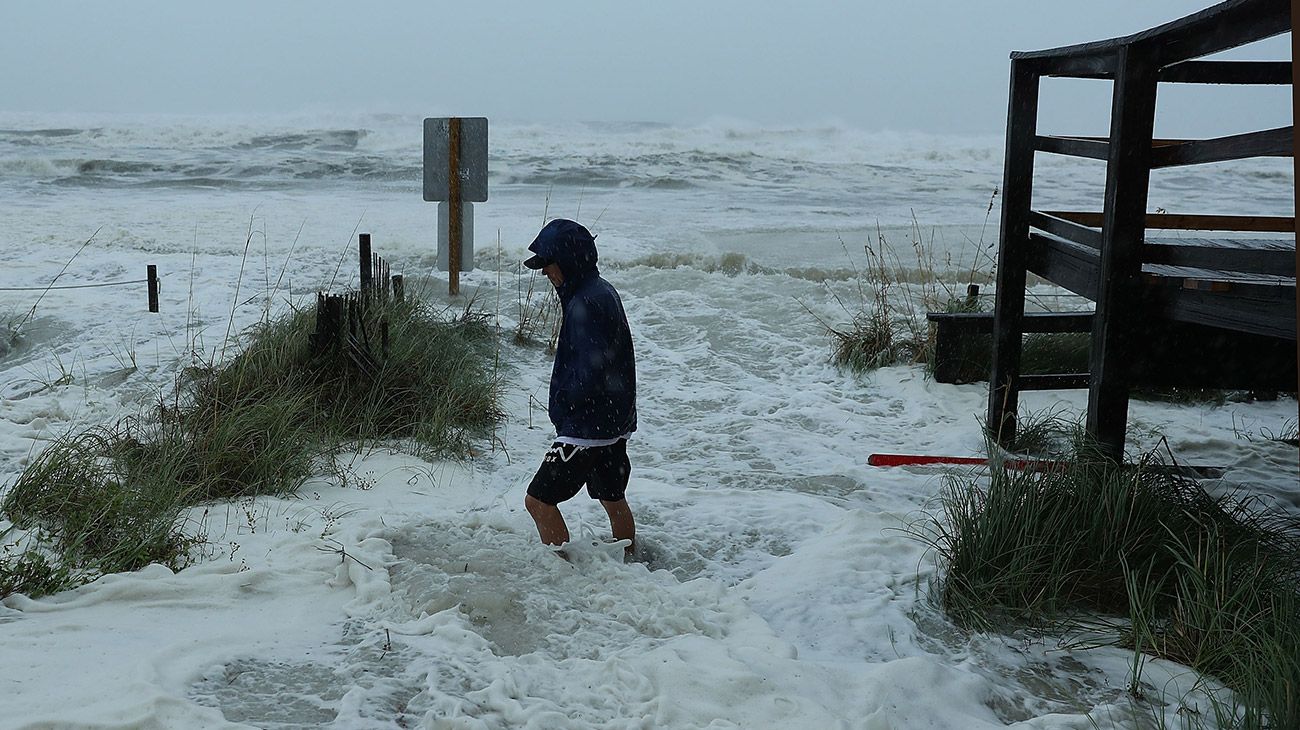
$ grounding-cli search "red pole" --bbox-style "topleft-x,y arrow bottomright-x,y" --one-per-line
867,453 -> 1221,477
867,453 -> 1055,470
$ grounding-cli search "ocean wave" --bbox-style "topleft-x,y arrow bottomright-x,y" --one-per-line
76,158 -> 168,175
0,128 -> 97,144
495,171 -> 699,190
0,117 -> 1009,196
17,153 -> 418,189
48,175 -> 298,191
0,115 -> 1290,214
1234,168 -> 1294,181
0,157 -> 77,177
235,129 -> 367,151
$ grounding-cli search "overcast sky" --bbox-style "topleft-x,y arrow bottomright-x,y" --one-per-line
0,1 -> 1290,135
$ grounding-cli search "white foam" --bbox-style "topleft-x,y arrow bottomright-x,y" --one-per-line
0,113 -> 1295,729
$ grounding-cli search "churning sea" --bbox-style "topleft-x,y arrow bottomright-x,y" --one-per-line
0,111 -> 1295,729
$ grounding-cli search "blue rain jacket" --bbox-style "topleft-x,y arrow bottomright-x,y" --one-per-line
527,219 -> 637,440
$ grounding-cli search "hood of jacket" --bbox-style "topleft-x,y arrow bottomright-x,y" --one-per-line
527,219 -> 599,296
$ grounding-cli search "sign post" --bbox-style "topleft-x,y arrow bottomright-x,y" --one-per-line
424,117 -> 488,297
448,119 -> 462,295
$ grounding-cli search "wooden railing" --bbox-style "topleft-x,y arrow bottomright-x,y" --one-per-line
987,0 -> 1294,458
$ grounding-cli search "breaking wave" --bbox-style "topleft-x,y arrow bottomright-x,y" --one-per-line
0,115 -> 1291,219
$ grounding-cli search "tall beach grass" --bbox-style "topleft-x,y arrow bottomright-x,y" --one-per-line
1,294 -> 502,598
813,193 -> 1093,377
914,431 -> 1300,728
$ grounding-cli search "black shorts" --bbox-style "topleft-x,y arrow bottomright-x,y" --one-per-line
527,439 -> 631,506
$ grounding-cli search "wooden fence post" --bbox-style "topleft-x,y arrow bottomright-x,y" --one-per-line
392,274 -> 404,302
146,264 -> 159,313
359,233 -> 373,292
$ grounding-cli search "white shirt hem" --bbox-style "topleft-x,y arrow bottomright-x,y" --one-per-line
554,433 -> 631,447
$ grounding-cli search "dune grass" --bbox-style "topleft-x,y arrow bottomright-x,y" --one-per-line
1,295 -> 502,598
823,226 -> 942,372
830,304 -> 917,371
0,546 -> 74,599
814,194 -> 1097,377
829,290 -> 1092,378
915,431 -> 1300,729
513,269 -> 561,351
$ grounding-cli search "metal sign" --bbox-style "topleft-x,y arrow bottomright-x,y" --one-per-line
423,117 -> 488,202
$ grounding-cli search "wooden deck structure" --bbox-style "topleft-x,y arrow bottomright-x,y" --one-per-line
987,0 -> 1296,458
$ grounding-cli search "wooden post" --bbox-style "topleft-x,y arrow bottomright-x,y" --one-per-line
1088,46 -> 1159,460
392,274 -> 404,302
359,233 -> 373,292
448,117 -> 463,297
146,264 -> 159,313
988,59 -> 1041,446
311,293 -> 326,355
1293,3 -> 1298,465
932,319 -> 961,384
313,293 -> 345,357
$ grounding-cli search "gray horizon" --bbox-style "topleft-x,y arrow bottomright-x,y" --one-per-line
0,1 -> 1291,137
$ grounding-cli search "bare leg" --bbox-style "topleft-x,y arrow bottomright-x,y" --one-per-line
599,498 -> 636,551
525,494 -> 570,546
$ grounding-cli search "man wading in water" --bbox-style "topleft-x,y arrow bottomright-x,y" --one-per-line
522,219 -> 638,557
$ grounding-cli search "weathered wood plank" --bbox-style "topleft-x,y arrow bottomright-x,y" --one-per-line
1088,46 -> 1159,459
1145,215 -> 1296,232
1029,211 -> 1104,249
1141,242 -> 1297,276
1033,136 -> 1194,147
1024,53 -> 1118,79
1294,7 -> 1300,416
1146,237 -> 1296,251
926,311 -> 1094,333
1140,324 -> 1296,389
1011,0 -> 1288,67
932,318 -> 1295,389
931,311 -> 1091,385
1160,60 -> 1292,85
1143,0 -> 1289,67
1025,235 -> 1296,294
1043,210 -> 1296,233
1035,135 -> 1111,160
1019,374 -> 1093,390
1026,233 -> 1101,300
1151,126 -> 1293,167
988,61 -> 1041,446
1153,284 -> 1297,340
1143,263 -> 1294,286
